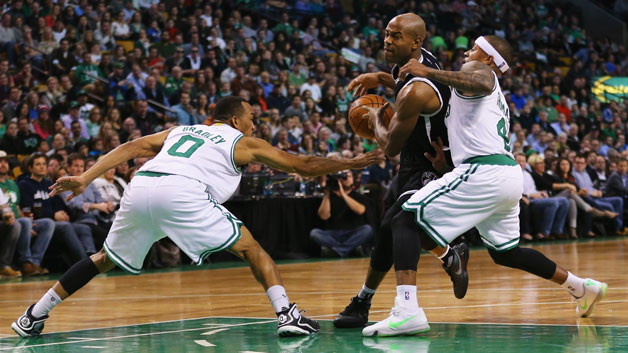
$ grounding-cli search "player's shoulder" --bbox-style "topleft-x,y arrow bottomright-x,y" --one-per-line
420,48 -> 442,70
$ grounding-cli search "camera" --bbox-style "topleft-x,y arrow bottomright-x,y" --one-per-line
326,171 -> 348,191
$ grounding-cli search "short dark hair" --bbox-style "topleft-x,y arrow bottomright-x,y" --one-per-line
484,35 -> 513,68
213,96 -> 247,122
67,152 -> 86,166
27,152 -> 47,168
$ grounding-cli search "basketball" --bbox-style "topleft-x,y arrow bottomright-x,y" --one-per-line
348,94 -> 394,139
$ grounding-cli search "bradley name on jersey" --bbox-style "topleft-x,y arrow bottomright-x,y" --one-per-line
181,125 -> 227,145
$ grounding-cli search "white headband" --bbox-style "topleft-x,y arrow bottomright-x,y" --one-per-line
475,36 -> 509,73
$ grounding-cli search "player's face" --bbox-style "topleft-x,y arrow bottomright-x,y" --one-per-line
464,44 -> 489,64
235,102 -> 255,137
384,21 -> 413,64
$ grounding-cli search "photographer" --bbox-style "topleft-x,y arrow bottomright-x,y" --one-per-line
310,170 -> 374,257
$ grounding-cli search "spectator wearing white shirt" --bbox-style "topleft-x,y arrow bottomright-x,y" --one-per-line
112,11 -> 131,40
300,72 -> 322,102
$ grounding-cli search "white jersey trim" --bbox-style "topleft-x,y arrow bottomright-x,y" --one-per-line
230,134 -> 244,174
403,77 -> 444,118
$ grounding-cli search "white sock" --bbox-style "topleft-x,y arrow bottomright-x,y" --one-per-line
357,284 -> 376,301
32,288 -> 62,317
266,285 -> 295,316
561,272 -> 585,297
396,285 -> 418,312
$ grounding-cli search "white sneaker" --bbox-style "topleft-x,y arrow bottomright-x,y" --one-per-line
572,278 -> 608,318
362,297 -> 430,337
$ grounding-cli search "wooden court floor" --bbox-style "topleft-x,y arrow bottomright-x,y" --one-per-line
0,238 -> 627,352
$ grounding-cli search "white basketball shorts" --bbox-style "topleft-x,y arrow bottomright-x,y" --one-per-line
402,159 -> 523,252
103,172 -> 243,274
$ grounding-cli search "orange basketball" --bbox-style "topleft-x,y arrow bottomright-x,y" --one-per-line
348,94 -> 393,140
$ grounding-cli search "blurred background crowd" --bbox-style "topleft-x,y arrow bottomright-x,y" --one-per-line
2,0 -> 628,277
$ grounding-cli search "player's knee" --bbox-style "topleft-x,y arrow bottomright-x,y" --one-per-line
488,247 -> 521,268
90,249 -> 115,273
391,209 -> 414,230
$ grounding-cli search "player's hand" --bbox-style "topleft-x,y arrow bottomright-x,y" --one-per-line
377,101 -> 390,125
424,137 -> 448,174
348,73 -> 379,97
399,58 -> 430,80
49,176 -> 87,201
350,149 -> 385,169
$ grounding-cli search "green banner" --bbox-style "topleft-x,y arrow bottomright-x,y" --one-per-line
592,76 -> 628,103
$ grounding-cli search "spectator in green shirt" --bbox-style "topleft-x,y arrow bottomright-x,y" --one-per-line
73,52 -> 104,91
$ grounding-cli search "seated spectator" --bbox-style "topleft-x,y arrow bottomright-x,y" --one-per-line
517,153 -> 569,240
61,101 -> 89,141
92,161 -> 128,214
0,185 -> 21,278
0,151 -> 54,275
606,159 -> 628,203
552,157 -> 616,238
16,116 -> 41,154
33,105 -> 54,140
0,121 -> 19,154
310,170 -> 373,257
573,154 -> 625,235
62,154 -> 114,249
18,153 -> 92,262
133,100 -> 160,136
274,129 -> 298,152
171,92 -> 197,126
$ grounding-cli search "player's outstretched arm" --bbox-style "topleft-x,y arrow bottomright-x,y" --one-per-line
49,128 -> 174,199
399,59 -> 495,96
234,137 -> 384,177
348,72 -> 395,97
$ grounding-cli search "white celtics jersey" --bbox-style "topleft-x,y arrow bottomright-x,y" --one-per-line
445,71 -> 514,167
138,124 -> 244,203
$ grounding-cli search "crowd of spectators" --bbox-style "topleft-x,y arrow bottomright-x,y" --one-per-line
2,0 -> 628,275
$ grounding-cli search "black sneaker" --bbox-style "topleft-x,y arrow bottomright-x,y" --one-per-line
277,303 -> 320,337
11,304 -> 48,337
333,296 -> 371,328
443,242 -> 469,299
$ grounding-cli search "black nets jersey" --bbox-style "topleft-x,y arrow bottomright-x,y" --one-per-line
390,48 -> 452,196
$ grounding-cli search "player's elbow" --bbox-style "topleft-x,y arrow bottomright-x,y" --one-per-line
383,145 -> 400,158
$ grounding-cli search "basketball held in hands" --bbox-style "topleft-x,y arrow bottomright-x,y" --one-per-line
348,94 -> 394,140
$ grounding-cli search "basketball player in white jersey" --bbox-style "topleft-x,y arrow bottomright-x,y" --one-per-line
12,96 -> 382,338
361,35 -> 608,337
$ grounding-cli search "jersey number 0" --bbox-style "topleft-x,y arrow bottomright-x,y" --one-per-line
167,135 -> 205,158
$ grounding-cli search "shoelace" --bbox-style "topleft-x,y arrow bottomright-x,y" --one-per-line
389,307 -> 401,317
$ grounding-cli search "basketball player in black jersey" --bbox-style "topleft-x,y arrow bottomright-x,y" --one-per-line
333,13 -> 469,329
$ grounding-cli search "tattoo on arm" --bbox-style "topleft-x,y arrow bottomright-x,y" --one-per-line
426,65 -> 494,96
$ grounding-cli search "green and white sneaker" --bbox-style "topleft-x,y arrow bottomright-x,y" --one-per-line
572,278 -> 608,318
362,297 -> 430,337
